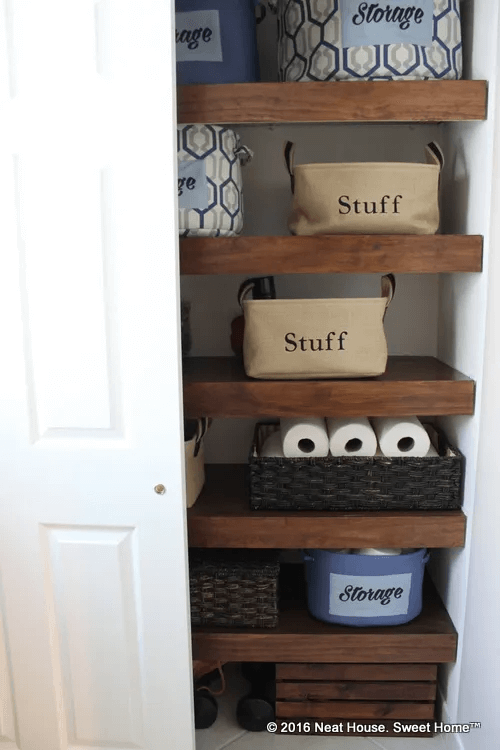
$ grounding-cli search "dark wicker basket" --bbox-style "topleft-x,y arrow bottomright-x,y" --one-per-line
189,549 -> 280,628
248,422 -> 464,511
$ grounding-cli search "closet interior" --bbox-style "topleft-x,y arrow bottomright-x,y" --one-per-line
178,0 -> 494,737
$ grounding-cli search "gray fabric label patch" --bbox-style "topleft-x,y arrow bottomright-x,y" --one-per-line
178,160 -> 208,210
176,10 -> 223,63
340,1 -> 434,47
329,572 -> 412,617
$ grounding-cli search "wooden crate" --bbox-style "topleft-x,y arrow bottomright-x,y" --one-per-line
276,663 -> 437,736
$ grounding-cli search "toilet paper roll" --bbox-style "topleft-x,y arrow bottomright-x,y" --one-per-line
280,418 -> 329,458
327,417 -> 377,457
426,445 -> 439,457
356,548 -> 403,556
260,431 -> 284,458
372,416 -> 431,458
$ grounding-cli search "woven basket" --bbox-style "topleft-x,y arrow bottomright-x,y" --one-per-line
248,423 -> 464,512
189,549 -> 280,628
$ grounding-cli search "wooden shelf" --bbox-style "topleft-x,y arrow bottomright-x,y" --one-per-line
187,465 -> 466,549
177,81 -> 487,124
183,356 -> 475,417
180,235 -> 483,275
192,574 -> 457,664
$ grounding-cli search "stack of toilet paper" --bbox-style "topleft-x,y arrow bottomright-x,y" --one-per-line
260,416 -> 438,458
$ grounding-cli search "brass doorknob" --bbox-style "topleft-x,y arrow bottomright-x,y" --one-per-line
154,484 -> 166,495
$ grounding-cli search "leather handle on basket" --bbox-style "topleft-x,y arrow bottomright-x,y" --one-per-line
255,2 -> 266,23
381,274 -> 396,319
238,279 -> 256,308
193,418 -> 210,457
425,141 -> 444,193
284,141 -> 295,193
425,141 -> 445,170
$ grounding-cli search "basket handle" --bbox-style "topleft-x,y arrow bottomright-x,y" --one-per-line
238,279 -> 256,308
235,144 -> 254,166
193,418 -> 210,457
284,141 -> 296,193
381,274 -> 396,311
425,142 -> 444,170
255,1 -> 266,23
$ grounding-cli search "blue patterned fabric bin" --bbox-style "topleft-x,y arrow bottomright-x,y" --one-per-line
176,0 -> 262,85
304,548 -> 430,627
270,0 -> 462,81
177,125 -> 253,237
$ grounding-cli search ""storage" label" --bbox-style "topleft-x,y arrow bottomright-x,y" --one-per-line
329,572 -> 412,617
176,10 -> 223,63
178,160 -> 209,210
340,1 -> 434,48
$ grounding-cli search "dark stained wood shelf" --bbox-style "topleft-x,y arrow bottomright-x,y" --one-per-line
177,81 -> 487,124
180,235 -> 483,275
276,701 -> 434,719
191,575 -> 457,664
183,356 -> 475,418
187,465 -> 467,549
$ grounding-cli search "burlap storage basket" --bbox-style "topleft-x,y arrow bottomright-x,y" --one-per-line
286,141 -> 443,236
241,275 -> 395,380
184,419 -> 209,508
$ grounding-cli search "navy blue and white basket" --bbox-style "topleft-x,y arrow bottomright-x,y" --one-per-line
270,0 -> 462,81
303,548 -> 430,627
177,124 -> 253,237
176,0 -> 262,85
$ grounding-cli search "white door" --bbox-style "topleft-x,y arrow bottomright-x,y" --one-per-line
0,2 -> 194,749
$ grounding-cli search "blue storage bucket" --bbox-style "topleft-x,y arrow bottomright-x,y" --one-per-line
175,0 -> 262,85
303,549 -> 430,628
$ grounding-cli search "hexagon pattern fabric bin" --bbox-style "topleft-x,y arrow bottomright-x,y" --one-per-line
304,548 -> 430,627
270,0 -> 462,82
177,124 -> 252,237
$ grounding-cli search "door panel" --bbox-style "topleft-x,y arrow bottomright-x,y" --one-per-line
16,159 -> 116,437
42,526 -> 145,747
0,2 -> 194,748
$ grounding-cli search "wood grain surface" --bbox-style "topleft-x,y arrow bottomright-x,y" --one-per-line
177,81 -> 487,124
180,235 -> 483,275
191,576 -> 457,664
276,700 -> 435,719
187,465 -> 467,549
183,356 -> 475,417
276,663 -> 438,682
276,680 -> 437,701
